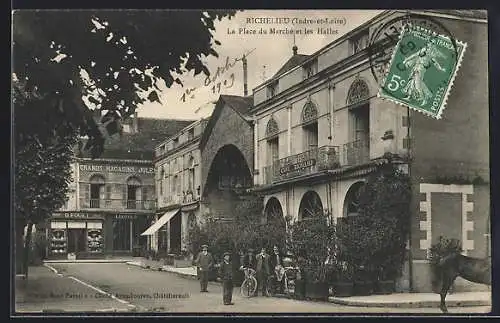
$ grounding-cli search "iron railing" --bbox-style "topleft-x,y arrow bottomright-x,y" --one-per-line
81,198 -> 155,210
263,145 -> 340,184
342,139 -> 370,166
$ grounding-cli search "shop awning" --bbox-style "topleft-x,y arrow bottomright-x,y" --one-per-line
140,209 -> 180,236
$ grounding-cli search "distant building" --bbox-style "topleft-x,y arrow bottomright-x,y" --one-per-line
46,113 -> 193,259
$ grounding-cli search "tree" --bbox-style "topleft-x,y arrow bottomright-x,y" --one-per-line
13,10 -> 237,276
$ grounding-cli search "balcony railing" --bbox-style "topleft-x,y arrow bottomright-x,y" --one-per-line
158,191 -> 201,208
81,198 -> 155,210
343,139 -> 370,166
263,145 -> 340,184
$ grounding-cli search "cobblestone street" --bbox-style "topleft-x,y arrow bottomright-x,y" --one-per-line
15,263 -> 491,314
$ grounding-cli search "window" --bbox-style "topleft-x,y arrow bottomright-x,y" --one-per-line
89,174 -> 105,208
350,30 -> 369,55
173,175 -> 178,193
301,100 -> 319,151
173,137 -> 179,148
304,122 -> 318,151
122,124 -> 131,133
126,177 -> 142,209
188,128 -> 195,141
267,80 -> 279,98
303,59 -> 318,79
267,137 -> 279,166
112,219 -> 131,251
159,167 -> 165,196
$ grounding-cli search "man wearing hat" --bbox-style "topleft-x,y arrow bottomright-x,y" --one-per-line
218,251 -> 234,305
255,247 -> 270,296
270,245 -> 285,294
194,244 -> 214,292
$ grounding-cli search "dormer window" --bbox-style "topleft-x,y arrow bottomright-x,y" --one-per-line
350,30 -> 369,55
267,80 -> 279,98
173,137 -> 179,148
303,59 -> 318,79
188,128 -> 194,141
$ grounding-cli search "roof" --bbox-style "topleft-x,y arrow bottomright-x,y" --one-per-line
199,95 -> 254,151
77,118 -> 194,160
219,95 -> 253,120
273,54 -> 310,79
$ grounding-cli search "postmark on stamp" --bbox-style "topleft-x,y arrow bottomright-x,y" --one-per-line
377,24 -> 467,119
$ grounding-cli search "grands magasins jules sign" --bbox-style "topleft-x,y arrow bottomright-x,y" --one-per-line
79,164 -> 154,174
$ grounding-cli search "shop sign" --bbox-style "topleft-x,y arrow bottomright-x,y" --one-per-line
53,212 -> 103,220
114,214 -> 137,220
79,164 -> 154,174
278,159 -> 316,176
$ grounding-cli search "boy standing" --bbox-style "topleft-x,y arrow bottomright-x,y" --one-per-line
219,251 -> 234,305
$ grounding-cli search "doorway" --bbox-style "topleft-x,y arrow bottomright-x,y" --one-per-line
169,212 -> 182,254
67,229 -> 86,253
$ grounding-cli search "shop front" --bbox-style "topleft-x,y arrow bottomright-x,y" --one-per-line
47,211 -> 152,259
48,211 -> 105,259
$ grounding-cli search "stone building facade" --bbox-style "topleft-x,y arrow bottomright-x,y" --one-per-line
249,9 -> 489,293
47,114 -> 192,259
145,118 -> 207,254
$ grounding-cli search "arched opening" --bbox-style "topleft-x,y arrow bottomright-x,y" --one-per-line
204,144 -> 253,221
263,197 -> 287,251
346,78 -> 370,165
301,99 -> 319,152
298,190 -> 324,220
265,117 -> 280,184
343,181 -> 365,217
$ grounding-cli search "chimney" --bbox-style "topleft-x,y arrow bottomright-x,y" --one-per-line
292,45 -> 298,55
242,54 -> 248,96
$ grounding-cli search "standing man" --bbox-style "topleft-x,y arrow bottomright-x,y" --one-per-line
218,251 -> 234,305
195,244 -> 213,292
255,247 -> 270,296
270,245 -> 285,294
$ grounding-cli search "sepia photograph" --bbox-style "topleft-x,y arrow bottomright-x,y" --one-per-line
12,8 -> 492,315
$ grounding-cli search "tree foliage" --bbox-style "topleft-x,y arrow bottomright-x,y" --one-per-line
186,196 -> 287,261
336,163 -> 412,281
288,214 -> 336,282
13,10 -> 237,156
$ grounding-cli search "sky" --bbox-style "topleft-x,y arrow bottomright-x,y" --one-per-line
136,10 -> 383,120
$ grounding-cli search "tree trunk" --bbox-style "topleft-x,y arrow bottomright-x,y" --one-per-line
23,222 -> 33,278
16,221 -> 26,275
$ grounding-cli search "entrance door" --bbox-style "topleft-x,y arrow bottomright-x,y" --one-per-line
169,212 -> 182,254
67,229 -> 86,253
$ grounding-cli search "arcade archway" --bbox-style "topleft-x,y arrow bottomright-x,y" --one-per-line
203,144 -> 253,220
298,190 -> 324,220
343,181 -> 365,217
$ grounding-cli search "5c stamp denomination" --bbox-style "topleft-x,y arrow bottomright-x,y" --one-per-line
377,24 -> 467,119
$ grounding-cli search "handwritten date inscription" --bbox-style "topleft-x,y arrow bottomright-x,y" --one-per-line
179,49 -> 255,102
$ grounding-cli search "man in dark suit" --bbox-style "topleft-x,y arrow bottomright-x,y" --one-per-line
269,245 -> 285,294
255,247 -> 270,296
218,251 -> 234,305
195,244 -> 214,292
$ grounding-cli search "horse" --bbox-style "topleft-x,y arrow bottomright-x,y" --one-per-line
435,252 -> 491,313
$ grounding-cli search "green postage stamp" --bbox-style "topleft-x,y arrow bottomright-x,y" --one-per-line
378,24 -> 467,119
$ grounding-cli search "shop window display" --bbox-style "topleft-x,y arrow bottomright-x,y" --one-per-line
50,229 -> 67,254
87,229 -> 103,252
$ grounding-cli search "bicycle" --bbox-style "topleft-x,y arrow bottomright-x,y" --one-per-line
240,267 -> 257,297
